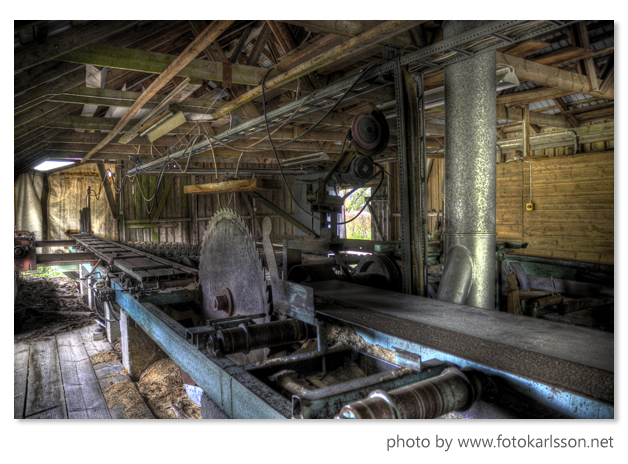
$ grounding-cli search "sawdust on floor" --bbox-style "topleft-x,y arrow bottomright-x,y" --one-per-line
90,350 -> 121,365
137,358 -> 201,419
326,323 -> 395,362
103,380 -> 153,419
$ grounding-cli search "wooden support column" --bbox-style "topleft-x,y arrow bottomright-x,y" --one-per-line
41,173 -> 49,242
105,303 -> 121,344
120,309 -> 167,381
97,164 -> 118,220
523,105 -> 531,158
116,162 -> 124,242
576,22 -> 600,92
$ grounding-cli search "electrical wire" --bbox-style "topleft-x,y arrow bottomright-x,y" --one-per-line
338,163 -> 385,225
261,69 -> 319,218
201,59 -> 383,155
260,60 -> 383,219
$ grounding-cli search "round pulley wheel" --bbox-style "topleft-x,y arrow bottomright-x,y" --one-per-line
353,254 -> 402,292
350,109 -> 390,156
336,156 -> 375,188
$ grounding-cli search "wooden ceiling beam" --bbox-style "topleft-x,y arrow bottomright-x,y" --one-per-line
81,20 -> 235,162
15,104 -> 82,140
57,43 -> 301,91
552,98 -> 581,127
575,21 -> 600,92
598,56 -> 614,95
267,21 -> 298,54
15,20 -> 141,72
15,68 -> 86,114
211,21 -> 425,119
246,22 -> 272,66
282,20 -> 425,48
496,87 -> 573,106
496,52 -> 613,100
189,20 -> 261,119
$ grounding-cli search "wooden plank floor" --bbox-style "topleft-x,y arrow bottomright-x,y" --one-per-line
14,324 -> 147,420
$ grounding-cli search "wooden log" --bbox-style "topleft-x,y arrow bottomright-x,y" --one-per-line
184,178 -> 283,195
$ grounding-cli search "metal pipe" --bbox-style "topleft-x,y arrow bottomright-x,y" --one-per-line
335,367 -> 485,419
209,319 -> 316,356
441,20 -> 497,310
436,245 -> 473,304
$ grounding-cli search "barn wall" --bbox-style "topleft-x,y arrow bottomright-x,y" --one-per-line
400,129 -> 614,266
498,151 -> 614,264
47,163 -> 117,241
119,160 -> 296,245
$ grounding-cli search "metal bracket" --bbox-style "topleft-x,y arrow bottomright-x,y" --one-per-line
271,278 -> 316,325
94,288 -> 115,302
394,348 -> 422,372
222,61 -> 232,89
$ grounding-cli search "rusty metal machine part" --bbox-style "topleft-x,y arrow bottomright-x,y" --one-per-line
335,367 -> 485,419
14,231 -> 37,271
336,156 -> 375,188
209,319 -> 315,357
350,109 -> 390,156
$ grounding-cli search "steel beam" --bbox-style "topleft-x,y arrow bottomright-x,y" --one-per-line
113,286 -> 291,419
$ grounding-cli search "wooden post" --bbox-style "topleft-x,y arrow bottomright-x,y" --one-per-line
41,173 -> 49,244
507,273 -> 522,315
523,105 -> 531,158
120,309 -> 167,381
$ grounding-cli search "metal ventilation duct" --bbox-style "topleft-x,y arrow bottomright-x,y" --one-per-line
437,20 -> 497,310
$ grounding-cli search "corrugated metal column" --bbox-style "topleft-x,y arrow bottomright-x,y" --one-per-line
441,20 -> 497,310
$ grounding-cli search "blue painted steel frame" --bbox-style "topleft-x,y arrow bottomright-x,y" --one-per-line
85,261 -> 613,419
350,325 -> 613,419
112,281 -> 291,419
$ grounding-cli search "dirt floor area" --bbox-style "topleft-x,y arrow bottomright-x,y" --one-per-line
14,274 -> 95,343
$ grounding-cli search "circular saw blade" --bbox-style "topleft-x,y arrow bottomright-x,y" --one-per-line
199,208 -> 269,326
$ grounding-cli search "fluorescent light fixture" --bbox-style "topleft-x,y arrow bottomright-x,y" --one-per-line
423,66 -> 520,109
33,160 -> 75,172
281,152 -> 330,166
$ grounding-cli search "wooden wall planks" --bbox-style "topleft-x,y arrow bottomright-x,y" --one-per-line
502,151 -> 614,264
119,160 -> 298,245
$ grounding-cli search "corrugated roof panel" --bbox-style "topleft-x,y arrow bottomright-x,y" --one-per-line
530,99 -> 555,111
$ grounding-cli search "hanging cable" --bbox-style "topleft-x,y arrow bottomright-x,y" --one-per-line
338,164 -> 385,225
262,69 -> 319,218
